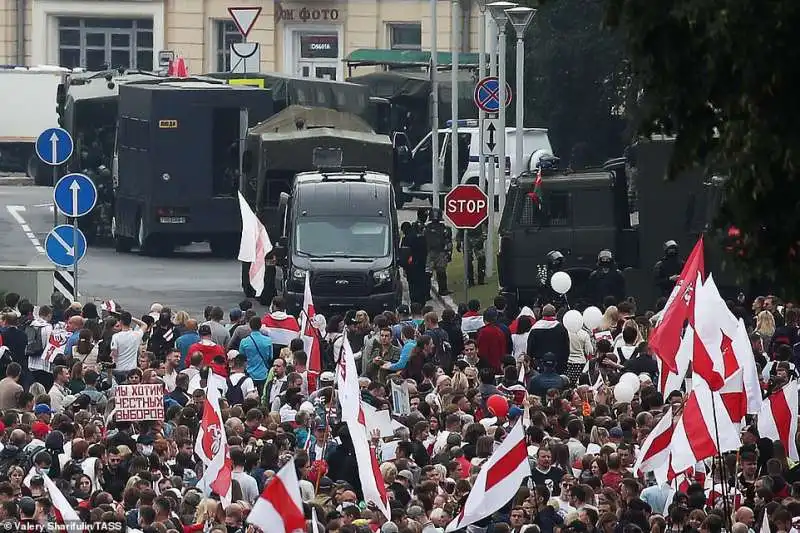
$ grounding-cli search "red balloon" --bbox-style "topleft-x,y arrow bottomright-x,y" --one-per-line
487,394 -> 509,418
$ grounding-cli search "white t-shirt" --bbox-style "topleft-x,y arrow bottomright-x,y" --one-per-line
228,372 -> 257,398
111,329 -> 143,371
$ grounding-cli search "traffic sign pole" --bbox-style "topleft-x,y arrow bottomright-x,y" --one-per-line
72,217 -> 78,300
486,21 -> 498,279
52,166 -> 58,228
431,0 -> 440,210
463,232 -> 469,304
498,24 -> 508,216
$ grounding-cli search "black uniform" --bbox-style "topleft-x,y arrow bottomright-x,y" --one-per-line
654,241 -> 684,297
408,212 -> 430,304
589,250 -> 625,305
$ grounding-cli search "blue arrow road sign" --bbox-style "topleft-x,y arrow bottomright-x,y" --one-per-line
54,173 -> 97,218
36,127 -> 73,166
45,225 -> 87,268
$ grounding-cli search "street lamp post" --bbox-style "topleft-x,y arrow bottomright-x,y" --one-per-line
476,0 -> 492,277
487,1 -> 516,216
431,0 -> 440,209
505,6 -> 535,178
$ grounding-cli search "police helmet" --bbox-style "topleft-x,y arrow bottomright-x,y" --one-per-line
429,208 -> 443,222
597,249 -> 614,264
417,208 -> 429,223
664,240 -> 678,253
546,250 -> 564,266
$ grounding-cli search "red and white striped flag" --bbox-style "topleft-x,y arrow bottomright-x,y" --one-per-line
43,472 -> 80,523
669,376 -> 741,475
248,459 -> 305,533
337,335 -> 391,519
446,420 -> 530,532
649,236 -> 704,373
195,375 -> 233,506
757,380 -> 799,461
658,324 -> 693,396
43,324 -> 70,363
301,271 -> 322,383
262,312 -> 301,347
633,409 -> 674,485
237,191 -> 273,297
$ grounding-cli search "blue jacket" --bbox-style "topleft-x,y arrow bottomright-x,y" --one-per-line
175,331 -> 200,370
239,331 -> 273,381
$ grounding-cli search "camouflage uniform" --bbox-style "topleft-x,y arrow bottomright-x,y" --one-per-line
424,210 -> 453,295
457,223 -> 487,286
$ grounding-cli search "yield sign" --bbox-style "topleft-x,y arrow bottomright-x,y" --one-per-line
228,6 -> 262,39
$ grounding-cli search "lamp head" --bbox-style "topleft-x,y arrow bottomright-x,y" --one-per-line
505,6 -> 536,35
487,1 -> 517,27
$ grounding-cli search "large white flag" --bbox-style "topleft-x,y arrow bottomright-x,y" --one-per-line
195,375 -> 233,506
237,191 -> 273,297
248,460 -> 305,533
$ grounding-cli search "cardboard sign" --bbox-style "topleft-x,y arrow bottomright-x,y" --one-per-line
391,381 -> 410,416
115,384 -> 165,421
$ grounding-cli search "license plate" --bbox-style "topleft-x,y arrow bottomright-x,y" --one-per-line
159,216 -> 186,224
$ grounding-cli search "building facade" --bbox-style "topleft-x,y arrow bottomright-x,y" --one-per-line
0,0 -> 482,80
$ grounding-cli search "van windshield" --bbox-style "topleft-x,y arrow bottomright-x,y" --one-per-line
296,218 -> 391,258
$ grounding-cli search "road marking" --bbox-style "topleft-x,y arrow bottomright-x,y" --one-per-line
6,205 -> 45,254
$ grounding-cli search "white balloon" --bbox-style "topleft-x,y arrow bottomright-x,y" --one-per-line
582,306 -> 603,330
619,372 -> 641,392
563,309 -> 584,333
550,271 -> 572,295
614,381 -> 636,403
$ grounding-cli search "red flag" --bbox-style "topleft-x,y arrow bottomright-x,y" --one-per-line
194,377 -> 233,506
649,236 -> 705,372
302,271 -> 322,382
248,460 -> 305,533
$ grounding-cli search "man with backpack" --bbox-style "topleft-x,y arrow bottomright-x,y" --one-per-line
226,351 -> 256,405
24,303 -> 53,390
239,316 -> 273,394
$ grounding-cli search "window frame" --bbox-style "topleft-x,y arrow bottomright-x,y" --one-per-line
57,17 -> 153,71
387,22 -> 422,51
215,19 -> 244,72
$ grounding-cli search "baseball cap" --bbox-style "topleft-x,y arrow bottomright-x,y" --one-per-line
198,324 -> 212,336
137,434 -> 155,445
31,421 -> 50,439
18,497 -> 36,516
230,308 -> 243,320
398,470 -> 414,482
34,404 -> 53,415
320,371 -> 335,383
227,349 -> 240,360
397,304 -> 410,315
609,427 -> 624,439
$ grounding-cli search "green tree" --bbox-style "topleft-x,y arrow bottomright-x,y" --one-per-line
606,0 -> 800,293
513,0 -> 630,168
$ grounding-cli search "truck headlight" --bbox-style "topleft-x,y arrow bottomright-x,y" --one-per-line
292,268 -> 307,281
373,268 -> 392,285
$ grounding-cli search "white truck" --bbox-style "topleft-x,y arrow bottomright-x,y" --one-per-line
398,119 -> 555,206
0,66 -> 71,183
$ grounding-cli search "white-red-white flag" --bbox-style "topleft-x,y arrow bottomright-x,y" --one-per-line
43,472 -> 80,523
757,380 -> 799,461
301,271 -> 322,384
195,377 -> 233,506
731,318 -> 763,414
237,191 -> 273,297
669,376 -> 741,475
649,236 -> 704,372
262,311 -> 301,347
248,459 -> 305,533
446,420 -> 530,532
337,335 -> 391,519
658,324 -> 693,396
633,410 -> 674,485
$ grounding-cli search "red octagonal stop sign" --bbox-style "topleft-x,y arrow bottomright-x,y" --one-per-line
444,184 -> 489,229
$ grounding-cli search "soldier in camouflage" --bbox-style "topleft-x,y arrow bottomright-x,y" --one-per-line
424,208 -> 453,296
456,221 -> 487,286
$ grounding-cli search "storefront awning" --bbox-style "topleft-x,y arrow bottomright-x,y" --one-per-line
344,48 -> 484,69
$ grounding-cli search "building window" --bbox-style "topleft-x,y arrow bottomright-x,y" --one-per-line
58,17 -> 153,71
216,20 -> 244,72
388,23 -> 422,50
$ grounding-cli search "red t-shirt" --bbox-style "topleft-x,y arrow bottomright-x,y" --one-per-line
185,341 -> 225,366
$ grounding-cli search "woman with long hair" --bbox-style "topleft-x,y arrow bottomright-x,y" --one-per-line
756,310 -> 776,348
72,328 -> 98,371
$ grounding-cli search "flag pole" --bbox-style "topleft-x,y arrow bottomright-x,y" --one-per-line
709,393 -> 732,531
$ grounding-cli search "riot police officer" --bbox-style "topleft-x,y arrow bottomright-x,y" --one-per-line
406,209 -> 430,304
654,240 -> 684,297
456,221 -> 487,286
589,249 -> 625,305
539,250 -> 565,305
424,208 -> 453,296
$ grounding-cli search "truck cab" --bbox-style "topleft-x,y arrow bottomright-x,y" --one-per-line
273,163 -> 402,316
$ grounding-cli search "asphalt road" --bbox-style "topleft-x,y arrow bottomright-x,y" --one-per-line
0,184 -> 435,318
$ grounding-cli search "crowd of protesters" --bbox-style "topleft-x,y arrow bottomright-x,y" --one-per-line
0,287 -> 796,533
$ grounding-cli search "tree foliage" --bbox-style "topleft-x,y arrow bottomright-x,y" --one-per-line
606,0 -> 800,294
515,0 -> 630,168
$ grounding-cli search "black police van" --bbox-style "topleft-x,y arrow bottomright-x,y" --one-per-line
497,138 -> 736,309
272,162 -> 402,315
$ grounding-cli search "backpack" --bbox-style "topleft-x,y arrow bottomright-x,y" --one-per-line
62,458 -> 85,480
225,375 -> 247,405
24,321 -> 45,357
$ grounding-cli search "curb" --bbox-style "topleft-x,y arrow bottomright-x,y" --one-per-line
0,176 -> 34,186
